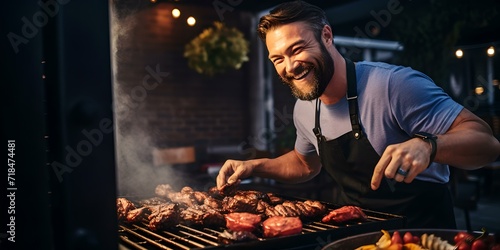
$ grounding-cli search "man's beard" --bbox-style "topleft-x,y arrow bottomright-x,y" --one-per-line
280,42 -> 334,101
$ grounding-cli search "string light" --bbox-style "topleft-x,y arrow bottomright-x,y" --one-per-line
487,46 -> 495,57
455,49 -> 464,58
187,16 -> 196,26
475,86 -> 485,95
172,8 -> 180,18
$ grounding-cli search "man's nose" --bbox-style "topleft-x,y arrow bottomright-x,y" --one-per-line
285,58 -> 298,76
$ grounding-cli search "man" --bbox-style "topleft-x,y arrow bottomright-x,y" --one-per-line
216,0 -> 500,228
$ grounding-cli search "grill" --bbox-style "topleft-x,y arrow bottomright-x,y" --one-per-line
118,197 -> 406,250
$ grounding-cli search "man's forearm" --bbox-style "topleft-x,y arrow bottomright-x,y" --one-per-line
252,150 -> 321,183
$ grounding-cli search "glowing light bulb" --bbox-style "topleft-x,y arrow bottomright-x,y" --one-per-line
455,49 -> 463,58
475,86 -> 484,95
172,8 -> 180,18
487,46 -> 495,57
150,0 -> 157,3
187,16 -> 196,26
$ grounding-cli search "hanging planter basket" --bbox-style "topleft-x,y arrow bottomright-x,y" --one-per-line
183,21 -> 250,76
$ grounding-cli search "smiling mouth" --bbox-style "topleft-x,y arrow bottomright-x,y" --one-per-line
292,65 -> 314,80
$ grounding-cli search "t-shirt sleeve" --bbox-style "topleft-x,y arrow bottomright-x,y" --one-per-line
388,66 -> 463,135
293,101 -> 318,156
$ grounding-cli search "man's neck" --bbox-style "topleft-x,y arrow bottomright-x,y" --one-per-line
319,51 -> 347,105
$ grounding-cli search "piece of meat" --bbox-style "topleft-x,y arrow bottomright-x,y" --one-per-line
203,196 -> 223,211
157,185 -> 209,207
208,186 -> 224,199
180,186 -> 194,194
222,196 -> 258,213
300,200 -> 327,218
264,200 -> 327,219
224,212 -> 262,232
218,230 -> 258,245
256,200 -> 270,214
148,203 -> 180,231
262,216 -> 302,238
321,205 -> 367,224
222,191 -> 270,213
219,182 -> 239,196
180,205 -> 225,228
117,198 -> 136,221
126,207 -> 149,223
267,193 -> 284,205
192,191 -> 209,204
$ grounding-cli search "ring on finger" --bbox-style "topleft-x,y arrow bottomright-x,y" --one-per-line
396,167 -> 408,177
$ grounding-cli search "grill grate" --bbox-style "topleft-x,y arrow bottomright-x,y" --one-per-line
118,211 -> 405,250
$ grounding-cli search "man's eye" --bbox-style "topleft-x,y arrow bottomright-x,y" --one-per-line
292,47 -> 303,54
272,59 -> 283,64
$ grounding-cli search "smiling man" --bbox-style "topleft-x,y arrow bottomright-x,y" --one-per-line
216,0 -> 500,228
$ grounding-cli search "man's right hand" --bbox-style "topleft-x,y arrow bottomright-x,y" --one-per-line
216,159 -> 257,189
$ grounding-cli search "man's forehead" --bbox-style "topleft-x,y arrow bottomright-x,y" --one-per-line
265,22 -> 314,46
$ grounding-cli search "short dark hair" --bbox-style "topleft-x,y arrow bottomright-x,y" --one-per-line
257,1 -> 331,42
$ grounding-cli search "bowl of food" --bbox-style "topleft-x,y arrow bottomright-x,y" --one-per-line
322,228 -> 498,250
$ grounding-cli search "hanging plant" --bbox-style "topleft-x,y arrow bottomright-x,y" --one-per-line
183,21 -> 250,76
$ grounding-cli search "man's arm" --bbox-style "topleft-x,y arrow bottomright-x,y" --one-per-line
435,108 -> 500,168
216,149 -> 322,188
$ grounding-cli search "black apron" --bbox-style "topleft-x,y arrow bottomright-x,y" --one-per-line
313,59 -> 456,229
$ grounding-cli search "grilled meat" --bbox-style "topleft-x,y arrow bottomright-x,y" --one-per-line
155,184 -> 208,207
126,207 -> 149,223
267,192 -> 284,205
203,196 -> 223,211
208,186 -> 224,199
180,205 -> 225,227
166,192 -> 196,207
148,203 -> 180,231
224,212 -> 262,232
321,205 -> 367,224
262,216 -> 302,238
265,200 -> 327,219
222,191 -> 270,213
117,198 -> 136,221
219,182 -> 239,196
218,230 -> 258,245
207,182 -> 238,199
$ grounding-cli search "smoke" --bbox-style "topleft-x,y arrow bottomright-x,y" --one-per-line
110,2 -> 174,197
109,2 -> 222,197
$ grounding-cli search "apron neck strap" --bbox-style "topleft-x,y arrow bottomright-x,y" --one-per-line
313,58 -> 363,142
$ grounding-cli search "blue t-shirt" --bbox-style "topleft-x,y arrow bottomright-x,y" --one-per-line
294,61 -> 463,183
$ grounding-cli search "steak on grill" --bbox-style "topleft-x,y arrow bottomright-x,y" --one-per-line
222,190 -> 270,213
224,212 -> 262,232
117,197 -> 136,221
262,216 -> 303,238
180,205 -> 225,227
148,203 -> 180,231
126,207 -> 149,223
321,205 -> 367,224
264,200 -> 327,219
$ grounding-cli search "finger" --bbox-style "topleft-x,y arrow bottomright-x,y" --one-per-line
394,166 -> 408,182
216,172 -> 226,189
227,164 -> 247,184
371,154 -> 392,190
216,161 -> 234,188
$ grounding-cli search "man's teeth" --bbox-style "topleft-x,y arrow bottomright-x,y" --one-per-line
294,68 -> 310,80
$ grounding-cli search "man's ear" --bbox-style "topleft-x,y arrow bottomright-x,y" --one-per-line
322,25 -> 333,44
